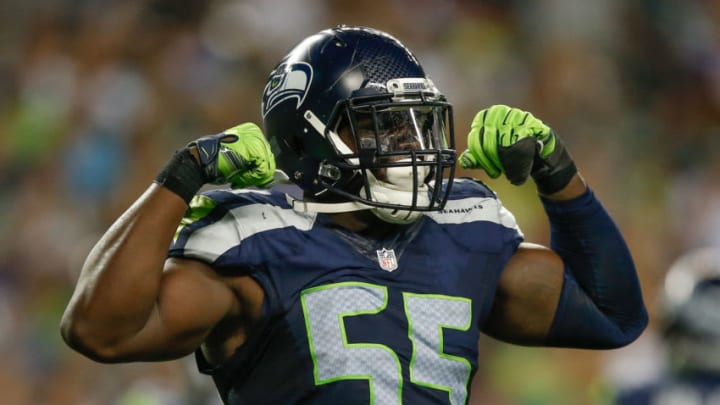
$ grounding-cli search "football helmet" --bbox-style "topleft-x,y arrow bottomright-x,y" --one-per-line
261,25 -> 456,223
661,247 -> 720,372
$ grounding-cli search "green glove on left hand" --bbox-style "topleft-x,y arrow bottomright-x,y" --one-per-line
189,122 -> 276,188
459,104 -> 576,194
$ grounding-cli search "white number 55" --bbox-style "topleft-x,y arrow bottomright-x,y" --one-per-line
301,282 -> 472,405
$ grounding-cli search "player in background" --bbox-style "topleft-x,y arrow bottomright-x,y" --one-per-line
613,248 -> 720,405
61,26 -> 647,404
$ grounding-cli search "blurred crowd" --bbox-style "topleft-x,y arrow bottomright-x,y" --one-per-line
0,0 -> 718,404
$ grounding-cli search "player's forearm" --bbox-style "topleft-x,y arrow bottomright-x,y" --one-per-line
541,187 -> 648,348
61,184 -> 188,355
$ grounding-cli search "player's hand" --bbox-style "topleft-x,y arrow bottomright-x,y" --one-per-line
189,122 -> 276,188
458,105 -> 576,194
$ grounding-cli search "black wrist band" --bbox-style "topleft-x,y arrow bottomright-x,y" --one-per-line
155,148 -> 206,204
531,135 -> 577,195
534,161 -> 577,195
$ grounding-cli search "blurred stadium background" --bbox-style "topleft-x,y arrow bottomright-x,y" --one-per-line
0,0 -> 718,404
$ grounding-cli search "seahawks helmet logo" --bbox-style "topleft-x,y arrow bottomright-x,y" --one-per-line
261,62 -> 313,118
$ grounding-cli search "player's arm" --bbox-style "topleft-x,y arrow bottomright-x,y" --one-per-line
61,123 -> 275,362
461,106 -> 648,348
61,186 -> 239,362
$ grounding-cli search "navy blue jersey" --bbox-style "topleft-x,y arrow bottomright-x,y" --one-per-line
169,179 -> 523,405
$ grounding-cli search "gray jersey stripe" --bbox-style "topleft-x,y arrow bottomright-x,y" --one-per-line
182,204 -> 317,262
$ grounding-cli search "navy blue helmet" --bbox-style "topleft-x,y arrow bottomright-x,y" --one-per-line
261,26 -> 455,223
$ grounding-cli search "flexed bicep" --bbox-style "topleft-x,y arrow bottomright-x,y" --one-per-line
118,258 -> 242,361
482,243 -> 565,345
67,257 -> 240,363
484,187 -> 649,350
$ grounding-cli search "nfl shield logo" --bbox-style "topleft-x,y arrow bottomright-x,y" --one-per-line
376,248 -> 398,272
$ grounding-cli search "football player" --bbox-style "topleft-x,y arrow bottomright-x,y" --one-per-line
61,26 -> 647,404
614,248 -> 720,404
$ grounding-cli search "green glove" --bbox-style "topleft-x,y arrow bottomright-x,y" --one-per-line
458,105 -> 576,194
190,122 -> 276,188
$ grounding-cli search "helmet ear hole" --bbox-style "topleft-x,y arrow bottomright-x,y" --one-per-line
285,132 -> 304,157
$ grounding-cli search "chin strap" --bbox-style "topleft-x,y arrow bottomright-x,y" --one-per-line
285,194 -> 372,213
285,193 -> 422,225
273,169 -> 370,214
